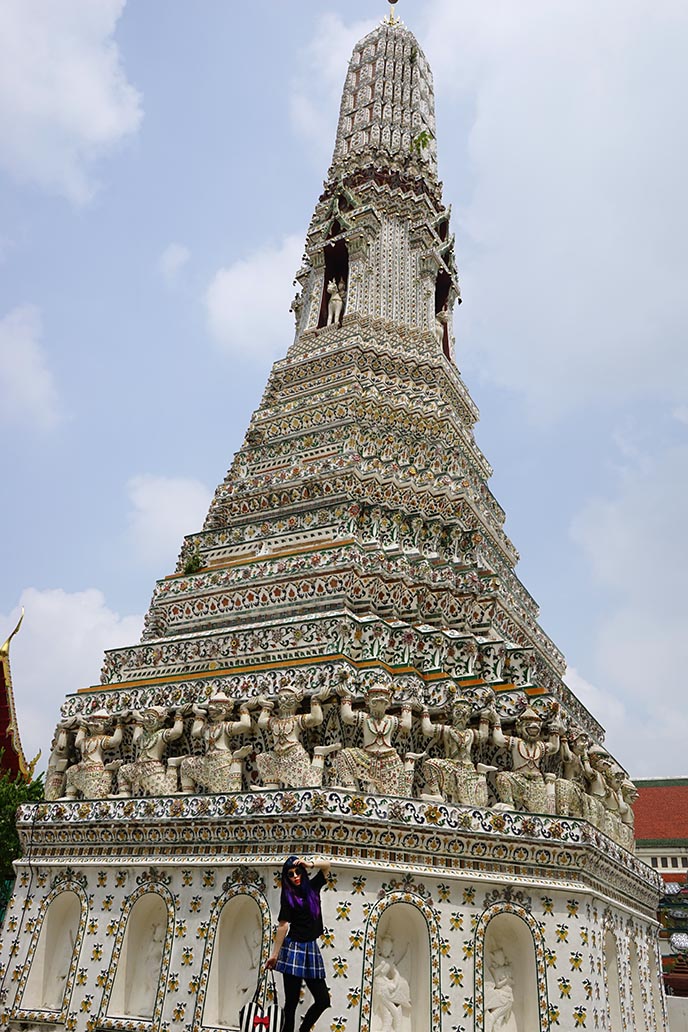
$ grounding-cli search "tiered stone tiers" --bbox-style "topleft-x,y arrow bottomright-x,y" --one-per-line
0,13 -> 666,1032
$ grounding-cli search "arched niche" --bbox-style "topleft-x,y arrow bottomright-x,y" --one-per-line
22,889 -> 81,1012
203,894 -> 265,1029
434,269 -> 452,359
369,901 -> 432,1032
604,929 -> 623,1032
317,239 -> 349,328
482,912 -> 539,1032
108,891 -> 168,1019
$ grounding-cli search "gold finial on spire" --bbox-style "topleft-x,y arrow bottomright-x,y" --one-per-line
386,0 -> 399,26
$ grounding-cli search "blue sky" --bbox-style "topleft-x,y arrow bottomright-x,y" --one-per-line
1,0 -> 687,778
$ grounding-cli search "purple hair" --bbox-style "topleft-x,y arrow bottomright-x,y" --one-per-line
281,855 -> 321,921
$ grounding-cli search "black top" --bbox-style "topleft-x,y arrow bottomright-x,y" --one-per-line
278,869 -> 325,941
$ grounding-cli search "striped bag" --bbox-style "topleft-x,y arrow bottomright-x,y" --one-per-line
239,970 -> 284,1032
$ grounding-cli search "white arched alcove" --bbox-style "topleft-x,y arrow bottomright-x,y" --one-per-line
203,894 -> 264,1029
371,902 -> 431,1032
23,890 -> 80,1011
108,891 -> 167,1019
604,929 -> 623,1032
483,912 -> 539,1032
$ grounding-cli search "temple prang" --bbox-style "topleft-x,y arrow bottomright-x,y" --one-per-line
1,12 -> 666,1032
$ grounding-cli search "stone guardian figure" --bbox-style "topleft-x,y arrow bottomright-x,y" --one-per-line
334,685 -> 413,795
62,710 -> 123,800
420,696 -> 495,806
179,692 -> 252,794
116,705 -> 189,797
492,705 -> 562,814
254,683 -> 339,789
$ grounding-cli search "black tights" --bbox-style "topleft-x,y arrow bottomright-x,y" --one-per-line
282,973 -> 331,1032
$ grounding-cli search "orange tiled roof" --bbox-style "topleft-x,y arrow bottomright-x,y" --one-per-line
634,780 -> 688,841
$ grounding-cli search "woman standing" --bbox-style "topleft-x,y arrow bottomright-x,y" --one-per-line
266,855 -> 331,1032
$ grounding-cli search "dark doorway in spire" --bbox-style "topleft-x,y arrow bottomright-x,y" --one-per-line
318,239 -> 349,329
435,270 -> 452,360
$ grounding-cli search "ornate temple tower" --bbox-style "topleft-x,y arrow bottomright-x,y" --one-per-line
1,9 -> 667,1032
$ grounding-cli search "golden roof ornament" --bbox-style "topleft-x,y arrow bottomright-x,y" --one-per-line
386,0 -> 400,26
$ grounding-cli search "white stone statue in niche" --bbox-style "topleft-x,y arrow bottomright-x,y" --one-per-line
254,683 -> 339,789
372,936 -> 412,1032
179,692 -> 252,794
62,709 -> 123,800
492,705 -> 563,814
326,277 -> 346,325
420,695 -> 495,806
116,705 -> 190,797
434,307 -> 448,347
484,945 -> 519,1032
334,685 -> 414,796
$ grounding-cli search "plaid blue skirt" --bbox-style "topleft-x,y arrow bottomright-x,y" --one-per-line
276,938 -> 326,979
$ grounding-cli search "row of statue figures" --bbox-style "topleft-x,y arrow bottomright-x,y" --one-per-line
46,683 -> 636,850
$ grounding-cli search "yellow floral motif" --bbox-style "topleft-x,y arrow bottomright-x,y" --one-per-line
101,895 -> 114,911
351,876 -> 366,894
557,977 -> 572,998
541,896 -> 554,914
332,956 -> 348,977
189,895 -> 202,913
462,940 -> 474,960
580,927 -> 589,945
91,944 -> 103,961
330,1019 -> 346,1032
570,951 -> 583,971
548,1004 -> 561,1024
175,921 -> 187,938
566,899 -> 580,918
321,929 -> 336,948
172,1001 -> 186,1022
168,974 -> 180,992
79,996 -> 93,1013
462,886 -> 476,904
181,947 -> 193,966
573,1005 -> 587,1027
97,871 -> 107,887
336,901 -> 351,921
449,912 -> 463,931
545,949 -> 557,968
87,918 -> 98,934
463,997 -> 474,1017
349,929 -> 364,949
555,924 -> 569,942
583,978 -> 593,999
437,883 -> 451,902
449,966 -> 464,987
347,987 -> 361,1007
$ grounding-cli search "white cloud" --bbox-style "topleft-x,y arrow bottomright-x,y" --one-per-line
290,13 -> 377,166
570,444 -> 688,776
159,242 -> 190,285
205,234 -> 303,362
0,0 -> 142,203
126,474 -> 212,567
423,0 -> 688,418
0,305 -> 62,430
1,589 -> 142,768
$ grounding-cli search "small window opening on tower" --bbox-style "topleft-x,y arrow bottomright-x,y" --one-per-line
318,238 -> 349,329
435,270 -> 452,360
438,219 -> 449,242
